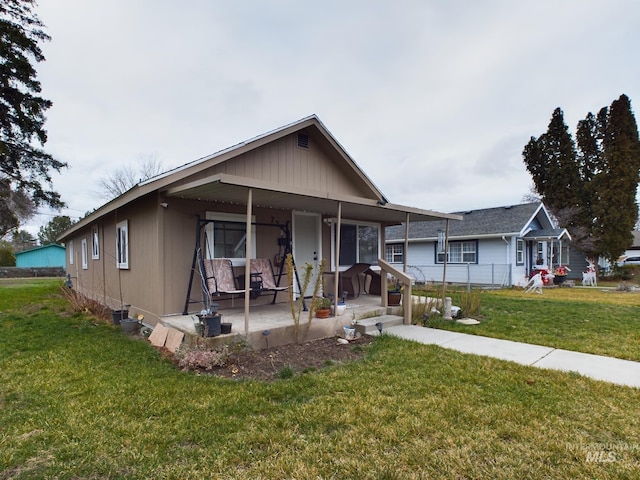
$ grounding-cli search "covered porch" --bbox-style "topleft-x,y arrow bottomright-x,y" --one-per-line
524,228 -> 572,279
165,173 -> 462,339
160,291 -> 404,349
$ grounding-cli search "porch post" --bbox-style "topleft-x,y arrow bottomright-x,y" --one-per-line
333,201 -> 342,316
244,188 -> 253,334
441,218 -> 449,304
404,213 -> 409,273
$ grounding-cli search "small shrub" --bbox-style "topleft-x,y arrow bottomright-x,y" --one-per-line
175,344 -> 230,371
59,286 -> 111,319
458,289 -> 481,317
616,282 -> 633,292
277,365 -> 295,379
411,295 -> 440,324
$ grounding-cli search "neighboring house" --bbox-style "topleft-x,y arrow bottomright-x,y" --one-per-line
58,115 -> 459,326
385,202 -> 572,287
15,244 -> 66,268
622,231 -> 640,258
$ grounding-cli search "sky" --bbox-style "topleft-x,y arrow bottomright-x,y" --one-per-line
25,0 -> 640,235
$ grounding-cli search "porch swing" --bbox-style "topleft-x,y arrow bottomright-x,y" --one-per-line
182,215 -> 302,315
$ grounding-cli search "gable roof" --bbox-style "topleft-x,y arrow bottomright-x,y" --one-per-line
386,202 -> 561,241
14,244 -> 66,256
60,115 -> 461,240
143,114 -> 388,202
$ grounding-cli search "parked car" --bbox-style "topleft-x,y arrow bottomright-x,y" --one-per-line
617,255 -> 640,266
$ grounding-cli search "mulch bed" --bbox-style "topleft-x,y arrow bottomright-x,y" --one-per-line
171,335 -> 376,381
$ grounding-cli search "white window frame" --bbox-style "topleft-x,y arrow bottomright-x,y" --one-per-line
81,238 -> 88,270
91,226 -> 100,260
116,220 -> 129,269
516,239 -> 524,265
385,244 -> 404,263
68,240 -> 74,265
437,240 -> 477,264
536,241 -> 545,265
205,212 -> 256,266
330,219 -> 381,269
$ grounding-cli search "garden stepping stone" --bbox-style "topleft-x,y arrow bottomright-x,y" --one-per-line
148,324 -> 169,347
165,328 -> 184,353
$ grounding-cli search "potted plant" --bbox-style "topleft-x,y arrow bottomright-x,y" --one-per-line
313,296 -> 332,318
343,318 -> 357,340
199,303 -> 222,337
553,265 -> 570,285
387,278 -> 402,306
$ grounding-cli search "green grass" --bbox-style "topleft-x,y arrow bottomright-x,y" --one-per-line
1,279 -> 639,479
423,287 -> 640,362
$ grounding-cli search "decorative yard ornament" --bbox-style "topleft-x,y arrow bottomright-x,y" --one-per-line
524,273 -> 544,294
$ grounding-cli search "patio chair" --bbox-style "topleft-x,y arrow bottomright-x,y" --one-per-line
365,268 -> 381,295
249,258 -> 289,303
339,263 -> 371,298
202,259 -> 246,298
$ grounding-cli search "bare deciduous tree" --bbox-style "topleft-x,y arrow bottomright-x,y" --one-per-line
95,155 -> 164,200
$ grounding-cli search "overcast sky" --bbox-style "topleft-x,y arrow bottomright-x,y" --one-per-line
27,0 -> 640,233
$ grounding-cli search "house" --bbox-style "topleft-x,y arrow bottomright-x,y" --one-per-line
385,202 -> 571,287
15,244 -> 66,268
621,231 -> 640,259
58,115 -> 460,330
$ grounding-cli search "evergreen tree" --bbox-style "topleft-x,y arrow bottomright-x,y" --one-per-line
523,108 -> 588,250
523,108 -> 582,214
592,95 -> 640,262
38,215 -> 73,245
0,239 -> 15,266
523,95 -> 640,264
0,0 -> 67,236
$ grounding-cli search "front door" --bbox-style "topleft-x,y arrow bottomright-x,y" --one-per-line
292,212 -> 321,298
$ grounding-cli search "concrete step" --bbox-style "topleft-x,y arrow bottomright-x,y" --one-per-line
355,314 -> 404,335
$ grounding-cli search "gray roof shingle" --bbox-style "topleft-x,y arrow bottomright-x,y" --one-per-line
386,202 -> 543,241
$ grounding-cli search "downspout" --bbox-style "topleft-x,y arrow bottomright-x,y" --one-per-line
502,236 -> 510,286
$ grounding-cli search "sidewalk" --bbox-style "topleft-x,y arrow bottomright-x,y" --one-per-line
381,325 -> 640,388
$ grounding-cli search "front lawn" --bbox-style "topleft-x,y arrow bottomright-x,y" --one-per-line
1,279 -> 639,479
424,286 -> 640,362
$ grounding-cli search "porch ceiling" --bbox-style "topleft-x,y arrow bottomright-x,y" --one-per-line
164,173 -> 462,225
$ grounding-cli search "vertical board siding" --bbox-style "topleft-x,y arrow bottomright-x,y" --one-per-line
203,133 -> 373,199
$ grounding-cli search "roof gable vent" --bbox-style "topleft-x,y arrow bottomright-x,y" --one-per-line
297,132 -> 310,149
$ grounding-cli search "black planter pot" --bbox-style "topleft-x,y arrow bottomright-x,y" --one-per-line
120,318 -> 139,333
111,309 -> 129,325
221,322 -> 232,335
553,275 -> 567,285
201,314 -> 222,337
